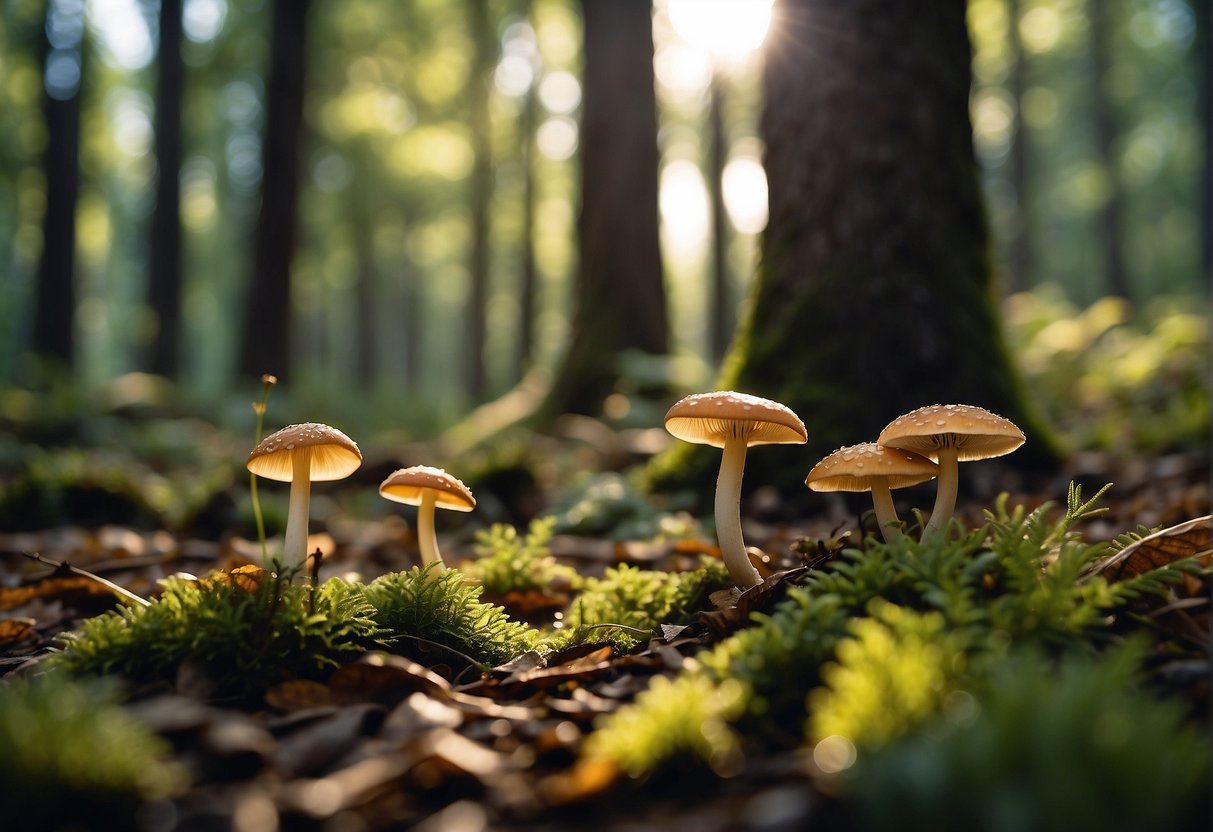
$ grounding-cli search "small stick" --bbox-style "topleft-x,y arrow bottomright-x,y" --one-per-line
22,551 -> 151,608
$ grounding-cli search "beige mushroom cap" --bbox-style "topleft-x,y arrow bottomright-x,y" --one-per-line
246,422 -> 362,482
877,404 -> 1024,462
379,466 -> 476,512
664,391 -> 807,448
806,443 -> 939,492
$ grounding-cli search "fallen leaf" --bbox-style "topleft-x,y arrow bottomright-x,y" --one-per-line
0,577 -> 115,610
0,618 -> 35,647
266,679 -> 334,712
1094,516 -> 1212,580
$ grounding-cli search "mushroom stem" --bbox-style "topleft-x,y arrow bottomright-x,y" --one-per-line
283,447 -> 313,569
869,479 -> 902,543
924,444 -> 960,538
715,435 -> 762,588
415,489 -> 445,569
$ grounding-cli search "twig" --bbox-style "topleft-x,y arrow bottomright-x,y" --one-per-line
22,551 -> 151,608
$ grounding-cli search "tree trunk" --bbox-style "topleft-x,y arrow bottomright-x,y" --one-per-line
1090,0 -> 1129,299
467,0 -> 494,402
148,0 -> 184,378
239,0 -> 308,380
515,76 -> 539,380
33,0 -> 86,368
1196,0 -> 1211,291
537,0 -> 667,421
352,197 -> 376,386
650,0 -> 1055,495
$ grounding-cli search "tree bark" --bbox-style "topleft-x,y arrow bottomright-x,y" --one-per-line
1006,0 -> 1030,294
650,0 -> 1055,495
239,0 -> 308,380
33,0 -> 86,368
515,76 -> 539,380
1195,0 -> 1211,291
708,72 -> 731,364
537,0 -> 667,421
148,0 -> 184,377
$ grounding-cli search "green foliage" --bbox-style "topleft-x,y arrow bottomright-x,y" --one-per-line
360,565 -> 540,667
52,570 -> 380,696
550,472 -> 692,540
0,674 -> 186,828
548,559 -> 731,652
1005,288 -> 1210,454
461,516 -> 582,596
849,642 -> 1210,832
808,600 -> 967,748
584,674 -> 747,779
585,487 -> 1207,780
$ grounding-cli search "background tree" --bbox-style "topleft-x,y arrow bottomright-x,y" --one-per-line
466,0 -> 495,402
32,0 -> 87,369
239,0 -> 309,381
536,0 -> 667,423
147,0 -> 184,377
652,0 -> 1054,496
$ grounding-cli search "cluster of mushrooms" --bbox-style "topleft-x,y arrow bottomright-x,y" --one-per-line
245,393 -> 1024,590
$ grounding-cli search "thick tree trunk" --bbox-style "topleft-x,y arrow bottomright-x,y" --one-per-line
1006,0 -> 1030,294
33,0 -> 85,368
148,0 -> 184,378
515,79 -> 539,380
239,0 -> 308,380
707,74 -> 731,364
1196,0 -> 1211,290
651,0 -> 1054,495
537,0 -> 667,421
467,0 -> 494,402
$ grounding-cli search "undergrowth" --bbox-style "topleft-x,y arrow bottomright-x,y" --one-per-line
585,485 -> 1207,802
461,516 -> 582,596
546,558 -> 731,651
360,565 -> 541,667
51,566 -> 380,696
0,674 -> 186,828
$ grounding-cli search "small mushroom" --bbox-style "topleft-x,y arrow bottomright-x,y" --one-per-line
379,466 -> 476,570
664,391 -> 807,587
805,443 -> 938,543
246,423 -> 362,568
877,404 -> 1024,537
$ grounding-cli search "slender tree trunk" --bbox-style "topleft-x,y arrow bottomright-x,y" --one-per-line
516,76 -> 539,379
707,72 -> 731,364
33,0 -> 86,367
467,0 -> 494,402
148,0 -> 184,377
538,0 -> 667,421
239,0 -> 308,380
1090,1 -> 1129,299
1196,0 -> 1211,290
1006,0 -> 1030,293
650,0 -> 1054,495
353,197 -> 376,385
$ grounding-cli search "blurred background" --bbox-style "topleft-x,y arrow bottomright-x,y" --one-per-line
0,0 -> 1208,537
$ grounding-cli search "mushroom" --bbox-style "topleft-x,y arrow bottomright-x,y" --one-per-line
379,466 -> 476,570
664,391 -> 807,587
877,404 -> 1024,538
805,443 -> 939,543
246,422 -> 362,569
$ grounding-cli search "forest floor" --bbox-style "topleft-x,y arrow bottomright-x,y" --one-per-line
1,441 -> 1209,831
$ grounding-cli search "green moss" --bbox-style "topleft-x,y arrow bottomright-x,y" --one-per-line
361,566 -> 540,667
0,674 -> 186,829
546,559 -> 731,652
52,568 -> 380,696
460,516 -> 581,596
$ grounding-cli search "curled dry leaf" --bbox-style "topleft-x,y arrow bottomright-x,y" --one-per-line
0,618 -> 35,648
1093,516 -> 1212,580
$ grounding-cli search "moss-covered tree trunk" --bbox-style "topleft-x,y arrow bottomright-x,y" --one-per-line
652,0 -> 1053,495
535,0 -> 667,422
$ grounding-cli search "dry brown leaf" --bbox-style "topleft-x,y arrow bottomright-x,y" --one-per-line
1094,516 -> 1212,581
0,577 -> 115,610
0,618 -> 35,647
266,679 -> 335,712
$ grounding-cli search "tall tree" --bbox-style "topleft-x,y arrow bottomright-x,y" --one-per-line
467,0 -> 495,402
239,0 -> 309,380
651,0 -> 1053,494
1006,0 -> 1030,293
147,0 -> 184,377
537,0 -> 667,421
1196,0 -> 1211,290
707,70 -> 732,363
1090,0 -> 1129,299
515,51 -> 540,380
32,0 -> 86,368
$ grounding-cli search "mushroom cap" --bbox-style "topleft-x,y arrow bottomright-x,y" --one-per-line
246,422 -> 362,482
664,391 -> 807,449
877,404 -> 1025,461
379,466 -> 476,512
806,443 -> 939,492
